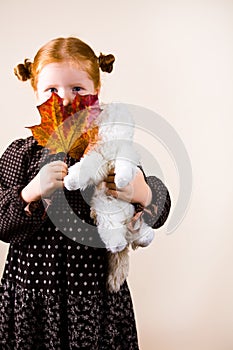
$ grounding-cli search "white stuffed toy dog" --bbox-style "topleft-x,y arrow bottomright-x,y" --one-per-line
64,103 -> 154,291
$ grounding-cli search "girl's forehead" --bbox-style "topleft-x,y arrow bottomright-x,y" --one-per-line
39,62 -> 83,76
37,62 -> 91,84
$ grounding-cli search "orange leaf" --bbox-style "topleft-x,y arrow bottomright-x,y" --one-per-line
27,93 -> 101,159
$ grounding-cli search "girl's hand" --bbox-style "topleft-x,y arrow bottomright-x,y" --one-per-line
21,161 -> 68,203
105,168 -> 152,207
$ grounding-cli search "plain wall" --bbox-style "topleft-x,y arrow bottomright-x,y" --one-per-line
1,1 -> 233,349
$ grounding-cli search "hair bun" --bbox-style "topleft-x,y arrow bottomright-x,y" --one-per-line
14,59 -> 32,81
98,53 -> 115,73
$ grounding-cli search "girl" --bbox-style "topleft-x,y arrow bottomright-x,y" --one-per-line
0,37 -> 171,349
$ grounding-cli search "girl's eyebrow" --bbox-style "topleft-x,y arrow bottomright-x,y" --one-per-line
69,82 -> 85,86
44,83 -> 58,88
43,85 -> 58,91
43,83 -> 85,89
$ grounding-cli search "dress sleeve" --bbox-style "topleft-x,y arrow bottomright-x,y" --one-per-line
133,166 -> 171,230
144,176 -> 171,229
0,138 -> 47,243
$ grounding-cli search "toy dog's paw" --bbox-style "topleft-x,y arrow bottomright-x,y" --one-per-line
64,162 -> 91,191
131,225 -> 155,250
114,160 -> 138,189
114,176 -> 130,189
64,163 -> 82,190
64,174 -> 79,191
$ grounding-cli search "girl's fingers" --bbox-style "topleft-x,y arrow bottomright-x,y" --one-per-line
49,161 -> 68,171
50,160 -> 67,166
105,169 -> 116,189
105,181 -> 116,190
105,175 -> 115,183
47,161 -> 68,179
106,189 -> 118,198
108,168 -> 115,175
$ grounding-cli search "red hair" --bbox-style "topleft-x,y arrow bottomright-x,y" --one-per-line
14,37 -> 115,91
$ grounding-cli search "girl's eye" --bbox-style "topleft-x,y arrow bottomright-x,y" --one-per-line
72,87 -> 82,93
49,87 -> 58,93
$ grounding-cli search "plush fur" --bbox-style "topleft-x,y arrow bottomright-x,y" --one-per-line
64,103 -> 154,292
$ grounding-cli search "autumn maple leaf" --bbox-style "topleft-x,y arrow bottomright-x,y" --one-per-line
27,93 -> 101,159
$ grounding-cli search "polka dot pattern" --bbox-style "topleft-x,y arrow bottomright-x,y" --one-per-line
0,136 -> 171,349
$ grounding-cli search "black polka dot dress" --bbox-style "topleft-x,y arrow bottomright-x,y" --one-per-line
0,137 -> 171,350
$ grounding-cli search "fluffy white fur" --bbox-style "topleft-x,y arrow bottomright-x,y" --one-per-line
64,103 -> 155,291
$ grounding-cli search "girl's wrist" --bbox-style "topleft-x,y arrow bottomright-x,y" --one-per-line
139,184 -> 152,208
21,186 -> 41,204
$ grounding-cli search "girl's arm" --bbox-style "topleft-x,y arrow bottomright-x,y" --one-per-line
140,175 -> 171,229
105,168 -> 171,229
0,138 -> 48,243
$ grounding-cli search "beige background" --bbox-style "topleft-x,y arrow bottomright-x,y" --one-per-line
1,0 -> 233,349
